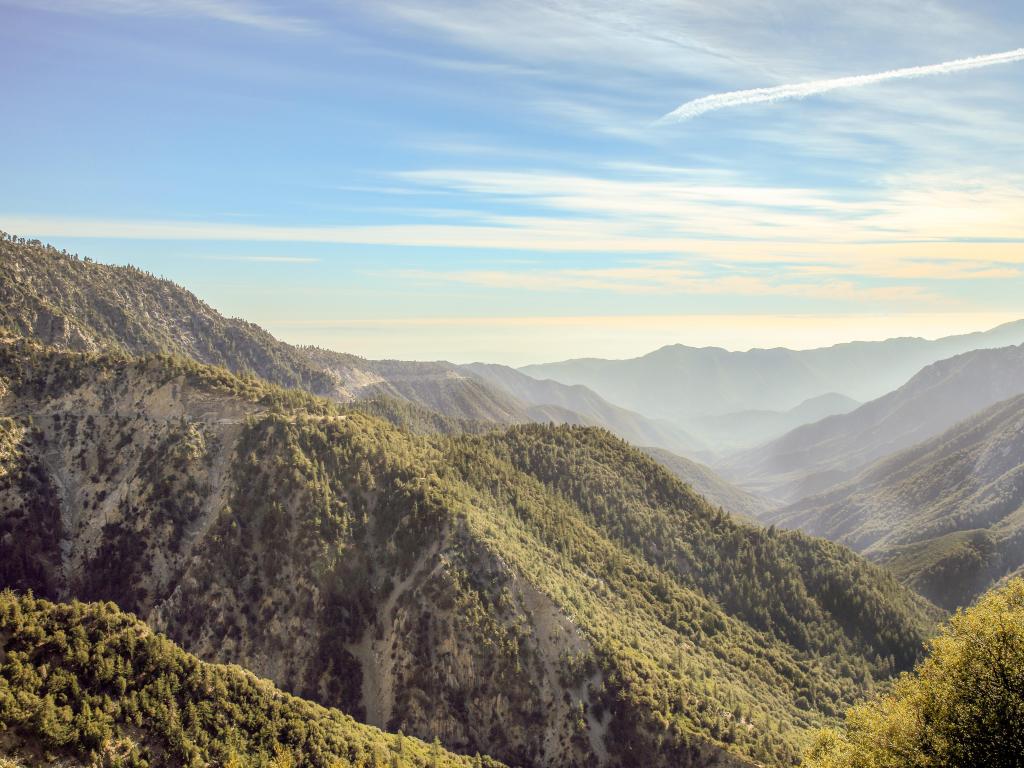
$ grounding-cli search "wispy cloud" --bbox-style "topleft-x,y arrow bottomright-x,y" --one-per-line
374,1 -> 992,85
399,265 -> 935,302
13,0 -> 315,33
368,1 -> 1005,144
6,167 -> 1024,257
269,311 -> 1020,334
659,47 -> 1024,122
198,254 -> 319,264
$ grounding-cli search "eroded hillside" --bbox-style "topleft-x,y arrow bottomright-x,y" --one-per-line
0,339 -> 939,767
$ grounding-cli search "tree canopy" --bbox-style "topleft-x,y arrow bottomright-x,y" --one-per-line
806,577 -> 1024,768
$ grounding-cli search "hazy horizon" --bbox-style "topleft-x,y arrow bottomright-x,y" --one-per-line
271,310 -> 1024,366
5,235 -> 1023,364
3,1 -> 1023,365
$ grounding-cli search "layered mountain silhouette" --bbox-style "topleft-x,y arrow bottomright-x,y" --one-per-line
684,393 -> 860,453
766,393 -> 1024,610
0,332 -> 937,767
723,344 -> 1024,502
463,362 -> 705,456
520,322 -> 1024,452
0,234 -> 702,458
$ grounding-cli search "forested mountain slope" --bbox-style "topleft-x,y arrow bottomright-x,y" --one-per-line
0,233 -> 708,455
640,447 -> 771,520
767,394 -> 1024,609
520,323 -> 1024,428
724,344 -> 1024,502
0,339 -> 938,767
464,362 -> 705,456
0,591 -> 501,768
684,393 -> 859,454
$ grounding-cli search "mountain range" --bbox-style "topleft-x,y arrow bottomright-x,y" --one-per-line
766,393 -> 1024,609
684,393 -> 860,453
520,322 -> 1024,452
462,362 -> 705,456
0,332 -> 937,767
723,344 -> 1024,502
8,232 -> 1024,767
0,234 -> 704,459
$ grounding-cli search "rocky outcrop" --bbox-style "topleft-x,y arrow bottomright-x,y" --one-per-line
0,343 -> 610,767
0,341 -> 937,768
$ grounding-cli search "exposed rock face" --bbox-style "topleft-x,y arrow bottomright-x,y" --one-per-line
0,235 -> 527,424
0,340 -> 937,768
0,342 -> 606,767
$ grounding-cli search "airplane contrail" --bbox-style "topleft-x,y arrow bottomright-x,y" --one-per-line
658,47 -> 1024,123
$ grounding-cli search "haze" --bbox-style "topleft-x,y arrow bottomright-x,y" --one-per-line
2,1 -> 1023,364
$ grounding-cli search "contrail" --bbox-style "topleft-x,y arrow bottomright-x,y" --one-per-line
658,47 -> 1024,123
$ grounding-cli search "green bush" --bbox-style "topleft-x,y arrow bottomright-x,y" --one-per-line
806,577 -> 1024,768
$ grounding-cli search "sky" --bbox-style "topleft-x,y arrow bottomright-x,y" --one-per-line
1,1 -> 1022,365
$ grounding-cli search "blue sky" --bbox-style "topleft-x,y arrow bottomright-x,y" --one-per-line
1,0 -> 1022,364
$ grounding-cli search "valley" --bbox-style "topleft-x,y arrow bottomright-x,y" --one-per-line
5,3 -> 1024,764
0,234 -> 1020,768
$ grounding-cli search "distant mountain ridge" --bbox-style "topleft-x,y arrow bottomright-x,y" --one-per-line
303,346 -> 527,424
463,362 -> 706,457
0,233 -> 704,458
767,393 -> 1024,610
0,233 -> 529,424
685,393 -> 860,453
519,322 -> 1024,442
724,344 -> 1024,502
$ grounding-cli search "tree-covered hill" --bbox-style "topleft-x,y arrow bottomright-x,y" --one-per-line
767,393 -> 1024,609
0,338 -> 940,767
0,234 -> 713,460
0,590 -> 503,768
639,446 -> 771,520
805,577 -> 1024,768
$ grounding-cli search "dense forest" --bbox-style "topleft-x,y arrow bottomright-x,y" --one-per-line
0,590 -> 502,768
0,337 -> 940,766
806,577 -> 1024,767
